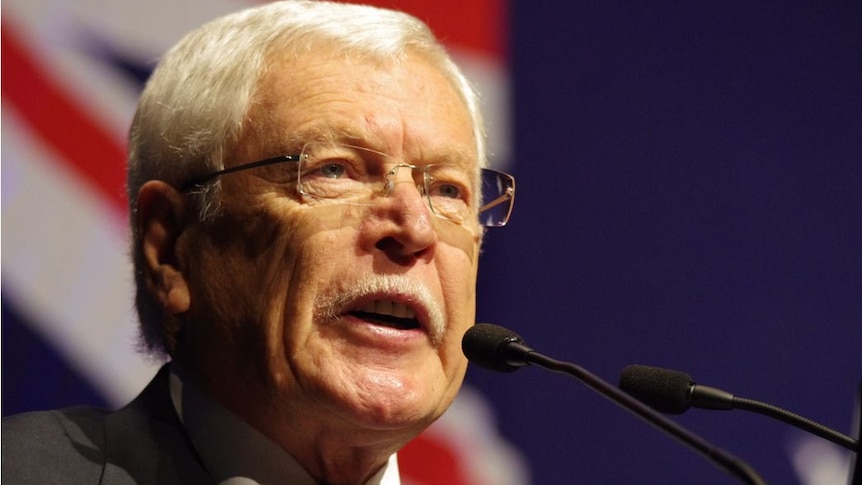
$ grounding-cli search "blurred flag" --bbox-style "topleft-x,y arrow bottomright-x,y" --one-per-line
1,0 -> 524,483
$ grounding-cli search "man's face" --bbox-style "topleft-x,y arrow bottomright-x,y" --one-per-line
176,52 -> 482,444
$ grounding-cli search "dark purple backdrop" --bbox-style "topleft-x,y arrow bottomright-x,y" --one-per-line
469,1 -> 861,484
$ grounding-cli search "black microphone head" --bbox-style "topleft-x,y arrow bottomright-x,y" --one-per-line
462,323 -> 529,372
619,364 -> 693,414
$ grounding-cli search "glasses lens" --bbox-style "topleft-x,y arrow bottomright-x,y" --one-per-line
478,169 -> 515,227
424,164 -> 474,224
299,142 -> 514,228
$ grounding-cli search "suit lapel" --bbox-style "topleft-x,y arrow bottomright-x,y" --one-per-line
101,365 -> 211,485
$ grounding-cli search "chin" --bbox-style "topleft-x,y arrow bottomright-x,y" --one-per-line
336,370 -> 450,432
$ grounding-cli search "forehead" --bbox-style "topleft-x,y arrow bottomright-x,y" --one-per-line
242,51 -> 478,166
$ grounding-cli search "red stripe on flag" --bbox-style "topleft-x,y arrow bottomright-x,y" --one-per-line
399,433 -> 471,485
1,23 -> 128,211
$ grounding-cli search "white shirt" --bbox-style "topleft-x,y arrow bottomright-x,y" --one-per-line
169,363 -> 401,485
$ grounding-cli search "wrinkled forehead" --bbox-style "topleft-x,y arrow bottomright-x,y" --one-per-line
239,51 -> 480,169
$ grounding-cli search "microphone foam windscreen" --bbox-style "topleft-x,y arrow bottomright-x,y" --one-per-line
462,323 -> 525,372
619,364 -> 693,414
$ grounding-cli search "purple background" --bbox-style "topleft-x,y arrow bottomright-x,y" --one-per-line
470,2 -> 861,484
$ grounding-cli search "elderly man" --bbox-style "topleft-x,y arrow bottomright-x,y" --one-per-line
2,1 -> 515,484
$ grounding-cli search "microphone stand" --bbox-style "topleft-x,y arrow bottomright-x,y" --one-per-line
510,343 -> 768,485
619,364 -> 859,452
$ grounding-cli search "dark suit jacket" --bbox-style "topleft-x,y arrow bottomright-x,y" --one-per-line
2,365 -> 212,484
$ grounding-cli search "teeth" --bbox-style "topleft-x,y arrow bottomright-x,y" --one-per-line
359,300 -> 416,319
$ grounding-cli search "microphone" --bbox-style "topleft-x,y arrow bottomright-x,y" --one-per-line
460,320 -> 532,372
463,323 -> 768,485
619,364 -> 859,453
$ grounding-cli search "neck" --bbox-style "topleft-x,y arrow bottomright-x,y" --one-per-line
253,409 -> 406,485
171,358 -> 403,485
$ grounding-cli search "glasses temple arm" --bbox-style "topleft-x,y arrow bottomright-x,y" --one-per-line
479,189 -> 513,213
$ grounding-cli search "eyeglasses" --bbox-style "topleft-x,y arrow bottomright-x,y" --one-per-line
181,142 -> 515,227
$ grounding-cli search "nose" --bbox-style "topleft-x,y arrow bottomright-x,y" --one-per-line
367,169 -> 438,263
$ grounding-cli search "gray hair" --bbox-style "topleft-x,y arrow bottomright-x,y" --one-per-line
128,0 -> 487,356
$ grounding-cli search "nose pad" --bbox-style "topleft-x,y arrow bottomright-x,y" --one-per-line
384,164 -> 425,199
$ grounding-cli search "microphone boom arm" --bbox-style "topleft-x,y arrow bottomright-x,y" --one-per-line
517,346 -> 768,485
731,395 -> 859,452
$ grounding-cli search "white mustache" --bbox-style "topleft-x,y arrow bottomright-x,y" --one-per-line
314,274 -> 445,345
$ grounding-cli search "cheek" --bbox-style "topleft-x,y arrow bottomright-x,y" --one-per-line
435,220 -> 481,262
439,234 -> 480,309
436,242 -> 480,371
185,200 -> 325,343
276,208 -> 360,342
434,220 -> 481,292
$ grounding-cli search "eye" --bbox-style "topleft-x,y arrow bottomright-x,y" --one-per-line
427,176 -> 471,222
433,183 -> 463,199
303,158 -> 357,181
319,161 -> 347,179
426,165 -> 472,203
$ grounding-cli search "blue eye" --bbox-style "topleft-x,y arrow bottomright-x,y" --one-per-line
319,162 -> 347,179
434,183 -> 463,199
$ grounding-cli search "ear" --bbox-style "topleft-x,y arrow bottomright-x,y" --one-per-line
136,180 -> 192,316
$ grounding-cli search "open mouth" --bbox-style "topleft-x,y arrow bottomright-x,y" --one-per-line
348,300 -> 422,330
